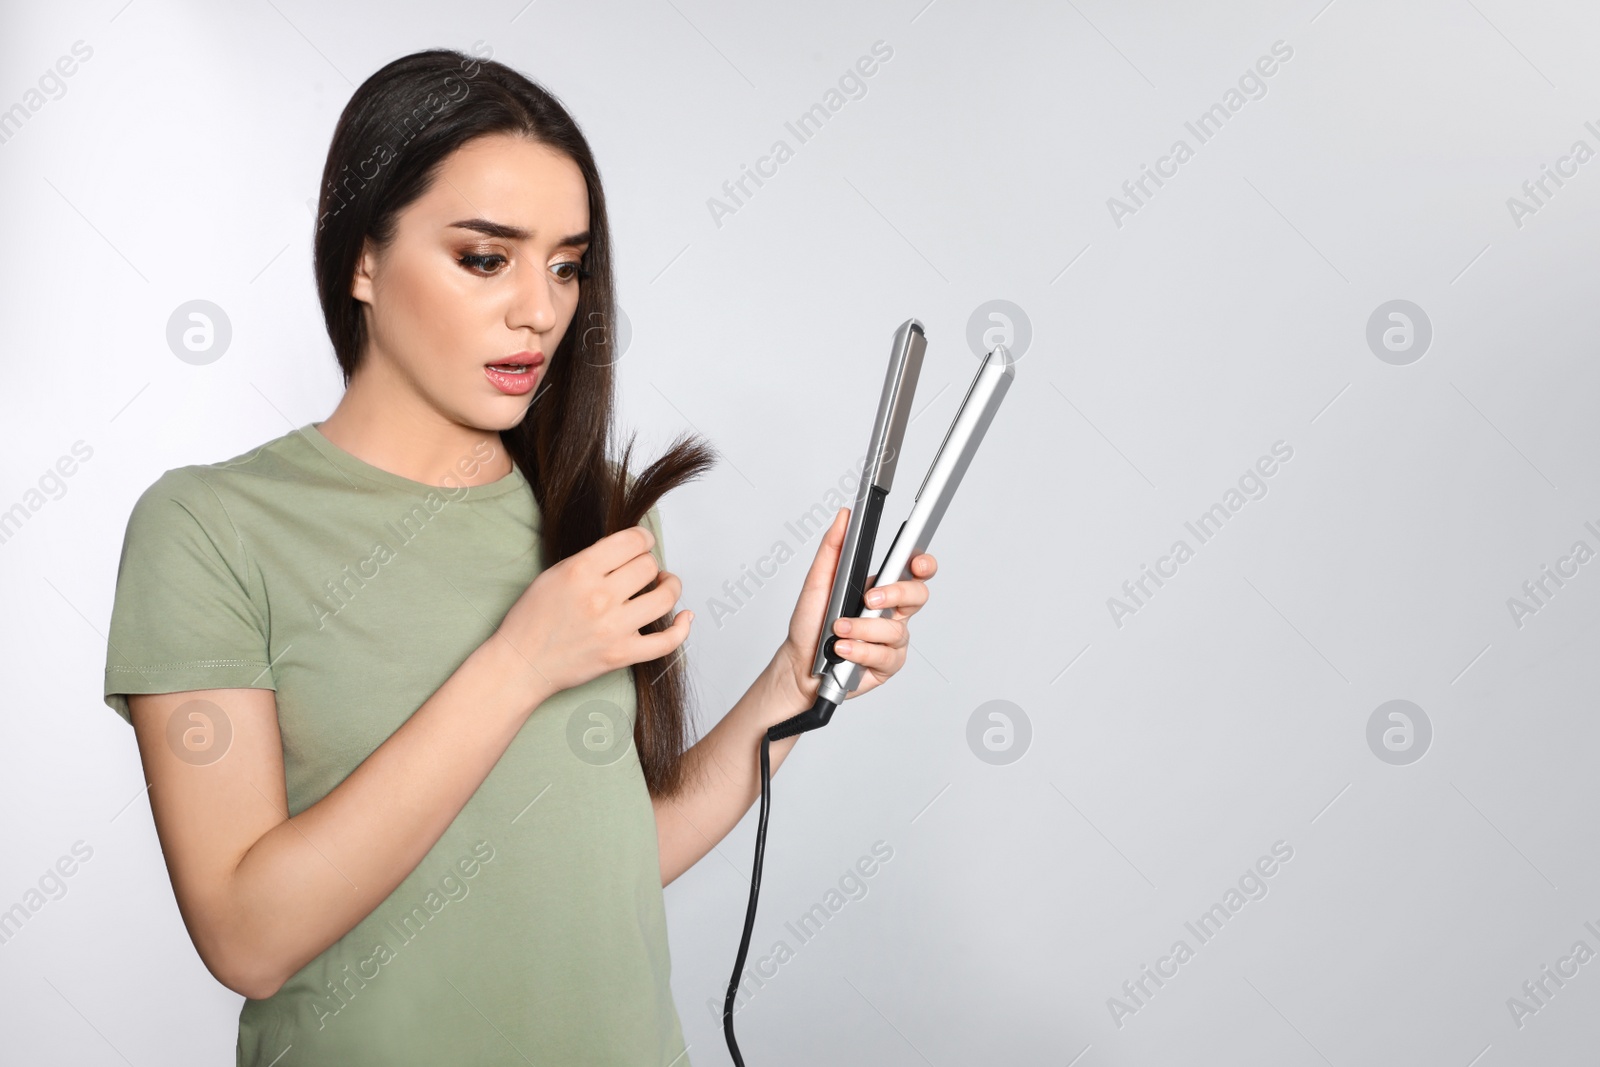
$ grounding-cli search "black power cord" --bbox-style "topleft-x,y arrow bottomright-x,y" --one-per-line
721,732 -> 770,1066
722,694 -> 841,1065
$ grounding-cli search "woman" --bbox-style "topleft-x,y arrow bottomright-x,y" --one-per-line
101,47 -> 938,1066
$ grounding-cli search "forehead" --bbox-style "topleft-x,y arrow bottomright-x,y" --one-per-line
413,133 -> 589,235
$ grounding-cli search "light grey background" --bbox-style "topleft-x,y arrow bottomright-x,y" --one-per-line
3,0 -> 1598,1064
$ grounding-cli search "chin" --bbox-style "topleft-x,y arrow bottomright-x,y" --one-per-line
436,394 -> 524,435
478,399 -> 536,432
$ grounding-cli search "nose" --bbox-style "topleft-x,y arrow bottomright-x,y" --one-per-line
509,260 -> 558,338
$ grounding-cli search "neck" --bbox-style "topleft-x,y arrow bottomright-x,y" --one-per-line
317,357 -> 515,488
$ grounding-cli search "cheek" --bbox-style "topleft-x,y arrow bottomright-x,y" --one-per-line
377,258 -> 483,361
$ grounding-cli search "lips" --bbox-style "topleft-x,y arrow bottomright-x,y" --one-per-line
485,352 -> 544,396
486,351 -> 544,372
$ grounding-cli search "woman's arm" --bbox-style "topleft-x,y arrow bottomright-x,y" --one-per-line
129,636 -> 546,1001
129,518 -> 686,1000
652,649 -> 808,887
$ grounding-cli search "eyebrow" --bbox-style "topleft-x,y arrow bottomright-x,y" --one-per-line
447,218 -> 591,246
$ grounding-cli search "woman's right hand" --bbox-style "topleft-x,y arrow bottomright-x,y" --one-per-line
490,523 -> 692,707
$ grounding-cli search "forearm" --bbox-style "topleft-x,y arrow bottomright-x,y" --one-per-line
227,637 -> 544,996
654,648 -> 809,886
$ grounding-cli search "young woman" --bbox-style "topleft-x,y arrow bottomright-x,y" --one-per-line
102,48 -> 938,1066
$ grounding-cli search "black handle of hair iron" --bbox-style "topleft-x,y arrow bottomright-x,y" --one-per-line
723,320 -> 1017,1067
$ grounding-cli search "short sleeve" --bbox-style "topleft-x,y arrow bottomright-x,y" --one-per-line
102,468 -> 274,725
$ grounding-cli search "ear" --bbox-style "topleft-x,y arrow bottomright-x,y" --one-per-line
350,237 -> 377,304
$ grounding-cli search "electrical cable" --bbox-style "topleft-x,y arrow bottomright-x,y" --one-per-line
720,732 -> 768,1066
722,695 -> 839,1065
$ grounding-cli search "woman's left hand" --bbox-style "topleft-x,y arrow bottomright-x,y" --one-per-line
776,506 -> 938,702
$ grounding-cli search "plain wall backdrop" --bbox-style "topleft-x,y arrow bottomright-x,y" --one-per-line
3,0 -> 1599,1063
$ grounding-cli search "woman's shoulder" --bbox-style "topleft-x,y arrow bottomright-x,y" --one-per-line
124,426 -> 325,531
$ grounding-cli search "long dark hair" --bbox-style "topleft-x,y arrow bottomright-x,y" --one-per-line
312,46 -> 717,798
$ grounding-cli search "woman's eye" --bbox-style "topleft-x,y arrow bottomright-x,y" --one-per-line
553,260 -> 589,283
458,252 -> 506,275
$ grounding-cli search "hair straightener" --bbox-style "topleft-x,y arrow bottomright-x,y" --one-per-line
723,318 -> 1017,1064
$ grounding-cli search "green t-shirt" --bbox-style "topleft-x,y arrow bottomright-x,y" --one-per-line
103,422 -> 692,1067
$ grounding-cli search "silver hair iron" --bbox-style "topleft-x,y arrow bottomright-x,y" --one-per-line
724,318 -> 1017,1065
768,318 -> 1016,738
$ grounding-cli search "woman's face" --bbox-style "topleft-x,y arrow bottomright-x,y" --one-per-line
350,132 -> 590,430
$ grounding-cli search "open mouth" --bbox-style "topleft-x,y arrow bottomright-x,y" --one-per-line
485,356 -> 543,395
